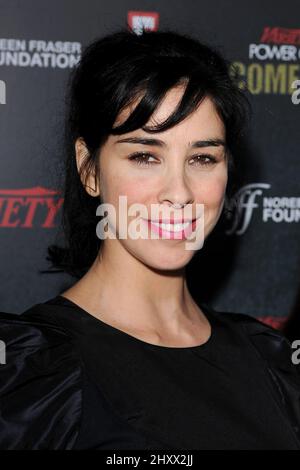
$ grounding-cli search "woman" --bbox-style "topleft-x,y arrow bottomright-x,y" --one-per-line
1,27 -> 300,450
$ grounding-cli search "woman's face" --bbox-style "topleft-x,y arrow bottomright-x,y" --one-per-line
78,86 -> 228,271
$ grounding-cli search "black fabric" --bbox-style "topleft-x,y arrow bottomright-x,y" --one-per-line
0,295 -> 300,450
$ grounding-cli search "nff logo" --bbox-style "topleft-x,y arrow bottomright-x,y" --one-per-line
127,11 -> 159,35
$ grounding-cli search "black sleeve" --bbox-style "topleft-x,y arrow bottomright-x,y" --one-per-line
226,311 -> 300,445
0,311 -> 82,449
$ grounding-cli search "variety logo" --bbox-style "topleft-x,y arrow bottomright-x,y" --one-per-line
232,26 -> 300,95
226,183 -> 300,235
127,11 -> 159,35
260,27 -> 300,45
0,38 -> 81,68
0,186 -> 63,228
251,27 -> 300,60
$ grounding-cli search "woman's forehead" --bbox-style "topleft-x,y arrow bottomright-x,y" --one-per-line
111,94 -> 225,146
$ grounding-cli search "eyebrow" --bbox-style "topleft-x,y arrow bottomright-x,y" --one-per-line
114,136 -> 226,149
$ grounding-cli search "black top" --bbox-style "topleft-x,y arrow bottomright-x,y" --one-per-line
0,294 -> 300,450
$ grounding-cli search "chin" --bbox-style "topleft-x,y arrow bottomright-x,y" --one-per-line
140,249 -> 195,272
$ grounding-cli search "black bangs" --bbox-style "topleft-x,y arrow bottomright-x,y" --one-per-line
110,73 -> 208,136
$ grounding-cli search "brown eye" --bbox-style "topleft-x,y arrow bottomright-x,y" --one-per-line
128,152 -> 158,166
189,155 -> 217,166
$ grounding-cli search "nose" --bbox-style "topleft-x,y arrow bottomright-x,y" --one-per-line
158,170 -> 194,219
158,169 -> 194,210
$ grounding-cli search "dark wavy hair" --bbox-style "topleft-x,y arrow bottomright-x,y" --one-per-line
46,26 -> 251,279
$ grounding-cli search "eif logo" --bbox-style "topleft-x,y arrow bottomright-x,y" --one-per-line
0,79 -> 6,104
127,11 -> 159,35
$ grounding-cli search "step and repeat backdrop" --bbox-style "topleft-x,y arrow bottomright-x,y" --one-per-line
0,0 -> 299,335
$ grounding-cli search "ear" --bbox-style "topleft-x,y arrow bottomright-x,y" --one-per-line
75,137 -> 100,197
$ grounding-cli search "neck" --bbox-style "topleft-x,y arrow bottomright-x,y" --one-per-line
69,239 -> 202,333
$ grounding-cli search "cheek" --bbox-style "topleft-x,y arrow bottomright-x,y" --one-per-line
194,173 -> 228,208
115,179 -> 151,204
102,173 -> 153,220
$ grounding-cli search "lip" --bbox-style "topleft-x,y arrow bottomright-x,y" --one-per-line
141,218 -> 199,240
146,218 -> 196,224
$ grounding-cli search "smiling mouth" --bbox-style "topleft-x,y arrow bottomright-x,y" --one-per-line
147,220 -> 194,232
140,217 -> 199,239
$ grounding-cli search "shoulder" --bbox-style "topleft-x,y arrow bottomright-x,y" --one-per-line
218,309 -> 300,441
207,304 -> 288,338
0,303 -> 83,449
207,305 -> 300,375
